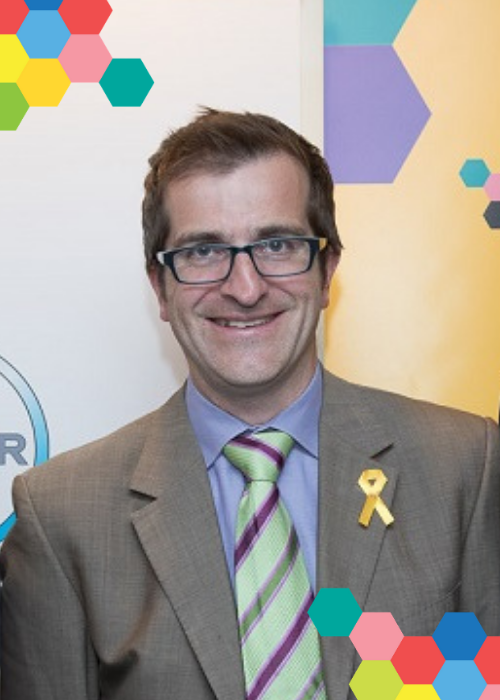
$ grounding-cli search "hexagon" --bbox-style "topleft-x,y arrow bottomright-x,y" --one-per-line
17,59 -> 70,106
396,686 -> 440,700
480,687 -> 500,699
58,0 -> 112,34
100,58 -> 153,107
484,174 -> 500,201
433,660 -> 486,700
475,637 -> 500,683
59,35 -> 111,82
433,613 -> 486,660
0,35 -> 29,82
350,613 -> 403,660
350,660 -> 403,700
325,0 -> 419,46
0,0 -> 29,33
24,0 -> 62,7
484,202 -> 500,229
460,159 -> 491,187
324,45 -> 430,184
392,636 -> 445,684
308,588 -> 362,637
0,83 -> 29,130
17,11 -> 70,58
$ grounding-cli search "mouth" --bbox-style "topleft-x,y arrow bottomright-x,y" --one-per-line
211,314 -> 279,329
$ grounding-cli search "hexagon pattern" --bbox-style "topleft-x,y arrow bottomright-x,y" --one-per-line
1,0 -> 153,130
0,35 -> 29,82
308,587 -> 362,637
475,637 -> 500,684
324,45 -> 430,183
324,0 -> 430,184
0,0 -> 29,33
392,637 -> 445,684
59,35 -> 111,82
310,588 -> 500,700
433,613 -> 486,660
58,0 -> 112,34
350,613 -> 403,660
17,11 -> 70,58
461,157 -> 500,230
100,59 -> 154,106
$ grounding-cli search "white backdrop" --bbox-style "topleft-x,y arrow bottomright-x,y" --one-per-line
1,0 -> 320,540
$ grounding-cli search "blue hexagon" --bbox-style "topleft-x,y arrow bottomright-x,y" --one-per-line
17,11 -> 70,59
484,201 -> 500,229
308,588 -> 362,637
433,660 -> 486,700
100,59 -> 154,107
432,613 -> 486,660
324,45 -> 430,184
24,0 -> 62,7
460,159 -> 491,187
325,0 -> 419,46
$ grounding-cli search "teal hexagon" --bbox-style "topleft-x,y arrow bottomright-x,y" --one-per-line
0,83 -> 29,131
308,587 -> 362,637
99,58 -> 153,107
459,159 -> 490,188
350,660 -> 403,700
324,0 -> 419,46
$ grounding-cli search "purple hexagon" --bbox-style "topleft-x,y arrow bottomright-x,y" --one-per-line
324,45 -> 431,184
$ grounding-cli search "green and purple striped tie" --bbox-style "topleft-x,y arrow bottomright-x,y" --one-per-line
224,430 -> 326,700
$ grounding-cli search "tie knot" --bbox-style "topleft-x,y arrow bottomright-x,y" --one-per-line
223,430 -> 294,483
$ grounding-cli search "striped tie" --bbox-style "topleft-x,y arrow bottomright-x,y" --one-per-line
224,430 -> 326,700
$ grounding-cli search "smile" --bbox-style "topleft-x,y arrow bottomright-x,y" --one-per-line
213,315 -> 277,329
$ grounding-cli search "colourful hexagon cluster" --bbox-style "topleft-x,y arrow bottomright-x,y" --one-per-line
324,0 -> 430,183
0,0 -> 153,131
460,158 -> 500,230
308,588 -> 500,700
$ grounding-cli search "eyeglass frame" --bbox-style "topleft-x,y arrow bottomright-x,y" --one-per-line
155,235 -> 329,285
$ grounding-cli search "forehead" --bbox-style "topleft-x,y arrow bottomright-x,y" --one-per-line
163,154 -> 310,245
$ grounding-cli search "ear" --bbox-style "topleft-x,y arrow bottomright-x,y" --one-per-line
148,266 -> 170,322
320,248 -> 340,309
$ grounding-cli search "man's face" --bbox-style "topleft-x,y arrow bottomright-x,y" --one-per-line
149,153 -> 338,411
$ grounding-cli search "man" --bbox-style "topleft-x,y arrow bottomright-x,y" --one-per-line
1,109 -> 499,700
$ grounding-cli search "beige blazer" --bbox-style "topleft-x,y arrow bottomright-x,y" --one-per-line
2,371 -> 500,700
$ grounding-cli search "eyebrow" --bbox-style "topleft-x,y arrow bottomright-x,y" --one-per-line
172,225 -> 308,248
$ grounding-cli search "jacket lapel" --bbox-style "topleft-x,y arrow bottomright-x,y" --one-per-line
129,388 -> 245,700
317,372 -> 398,700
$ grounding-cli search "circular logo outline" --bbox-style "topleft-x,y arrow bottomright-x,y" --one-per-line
0,355 -> 50,540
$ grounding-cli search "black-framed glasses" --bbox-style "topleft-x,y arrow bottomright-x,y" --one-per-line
155,236 -> 329,285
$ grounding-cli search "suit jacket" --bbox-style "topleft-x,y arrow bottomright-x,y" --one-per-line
2,371 -> 500,700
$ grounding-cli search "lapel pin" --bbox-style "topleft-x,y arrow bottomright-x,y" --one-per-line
358,468 -> 394,528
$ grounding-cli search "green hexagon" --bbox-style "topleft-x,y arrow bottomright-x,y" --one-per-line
0,83 -> 29,130
99,58 -> 153,107
350,660 -> 403,700
308,587 -> 362,637
460,159 -> 490,188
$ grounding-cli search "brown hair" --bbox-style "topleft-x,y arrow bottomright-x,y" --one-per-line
142,108 -> 341,271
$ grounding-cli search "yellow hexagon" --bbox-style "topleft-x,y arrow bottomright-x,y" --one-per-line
0,35 -> 29,82
17,59 -> 70,107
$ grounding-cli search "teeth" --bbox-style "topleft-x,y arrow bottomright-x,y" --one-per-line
218,317 -> 270,328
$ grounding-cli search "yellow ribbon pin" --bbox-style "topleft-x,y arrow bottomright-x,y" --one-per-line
358,469 -> 394,528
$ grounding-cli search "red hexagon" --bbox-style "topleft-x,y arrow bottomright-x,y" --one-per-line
391,636 -> 445,684
58,0 -> 112,34
0,0 -> 29,33
475,637 -> 500,684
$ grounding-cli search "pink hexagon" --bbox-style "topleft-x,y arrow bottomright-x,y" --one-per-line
58,35 -> 112,83
480,687 -> 500,699
350,612 -> 404,660
484,174 -> 500,202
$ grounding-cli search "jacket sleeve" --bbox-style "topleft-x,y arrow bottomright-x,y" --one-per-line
460,416 -> 500,633
0,474 -> 99,700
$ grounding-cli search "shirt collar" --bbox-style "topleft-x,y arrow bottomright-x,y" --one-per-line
185,364 -> 323,468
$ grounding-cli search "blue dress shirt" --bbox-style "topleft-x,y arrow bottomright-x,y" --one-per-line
185,365 -> 322,591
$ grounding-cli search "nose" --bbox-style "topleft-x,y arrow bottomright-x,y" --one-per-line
219,249 -> 268,306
